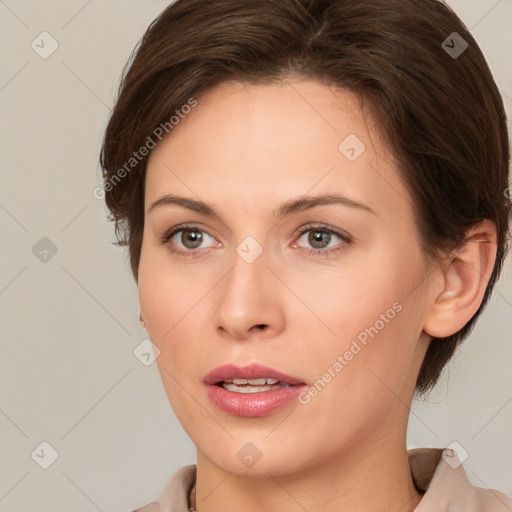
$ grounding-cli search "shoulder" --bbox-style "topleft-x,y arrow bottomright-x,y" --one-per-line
410,447 -> 512,511
129,464 -> 197,512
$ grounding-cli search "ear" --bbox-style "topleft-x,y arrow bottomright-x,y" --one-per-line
423,219 -> 497,338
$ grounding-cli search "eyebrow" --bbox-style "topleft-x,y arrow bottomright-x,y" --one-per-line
148,194 -> 377,219
147,193 -> 376,219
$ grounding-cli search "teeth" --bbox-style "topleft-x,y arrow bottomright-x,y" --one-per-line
222,382 -> 290,393
219,378 -> 291,393
228,378 -> 281,385
248,378 -> 267,385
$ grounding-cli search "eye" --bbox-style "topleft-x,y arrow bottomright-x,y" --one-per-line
159,224 -> 219,257
293,224 -> 352,257
159,223 -> 352,259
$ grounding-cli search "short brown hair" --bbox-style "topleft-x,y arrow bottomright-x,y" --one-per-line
99,0 -> 511,396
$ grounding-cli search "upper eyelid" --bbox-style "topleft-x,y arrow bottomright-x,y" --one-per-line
162,223 -> 351,246
295,226 -> 352,247
162,223 -> 218,241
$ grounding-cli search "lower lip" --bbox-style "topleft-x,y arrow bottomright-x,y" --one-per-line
205,383 -> 307,417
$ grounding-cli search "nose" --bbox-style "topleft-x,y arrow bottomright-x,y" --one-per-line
213,245 -> 285,341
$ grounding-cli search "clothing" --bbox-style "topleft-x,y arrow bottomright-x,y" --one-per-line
132,447 -> 512,511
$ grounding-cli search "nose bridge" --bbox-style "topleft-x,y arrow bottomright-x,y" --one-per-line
224,235 -> 269,309
213,235 -> 283,338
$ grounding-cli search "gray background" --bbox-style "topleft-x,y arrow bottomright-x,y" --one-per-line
0,1 -> 511,511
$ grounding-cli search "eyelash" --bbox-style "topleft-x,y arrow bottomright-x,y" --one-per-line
158,223 -> 352,259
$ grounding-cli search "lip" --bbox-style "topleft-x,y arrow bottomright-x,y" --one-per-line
203,363 -> 307,417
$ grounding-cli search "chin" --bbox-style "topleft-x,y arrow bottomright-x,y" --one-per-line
198,439 -> 317,478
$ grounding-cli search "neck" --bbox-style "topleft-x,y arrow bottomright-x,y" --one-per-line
194,434 -> 423,512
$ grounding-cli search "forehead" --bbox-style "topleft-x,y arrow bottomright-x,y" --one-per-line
145,79 -> 411,222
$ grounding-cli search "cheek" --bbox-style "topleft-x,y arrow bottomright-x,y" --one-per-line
293,243 -> 427,398
292,301 -> 423,451
138,244 -> 212,387
138,244 -> 192,340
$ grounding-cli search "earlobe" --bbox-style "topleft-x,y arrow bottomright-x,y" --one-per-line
423,220 -> 497,339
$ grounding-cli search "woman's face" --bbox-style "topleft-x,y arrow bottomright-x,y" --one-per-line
138,79 -> 435,475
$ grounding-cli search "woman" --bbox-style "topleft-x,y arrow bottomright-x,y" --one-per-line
99,0 -> 512,510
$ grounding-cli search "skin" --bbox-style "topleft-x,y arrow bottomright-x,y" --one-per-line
138,79 -> 497,512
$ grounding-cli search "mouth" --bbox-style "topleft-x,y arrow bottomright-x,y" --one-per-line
203,363 -> 307,417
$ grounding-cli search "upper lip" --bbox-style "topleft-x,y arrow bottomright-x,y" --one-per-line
203,363 -> 305,386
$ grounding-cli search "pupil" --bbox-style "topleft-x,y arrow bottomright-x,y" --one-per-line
310,230 -> 329,249
183,229 -> 202,248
